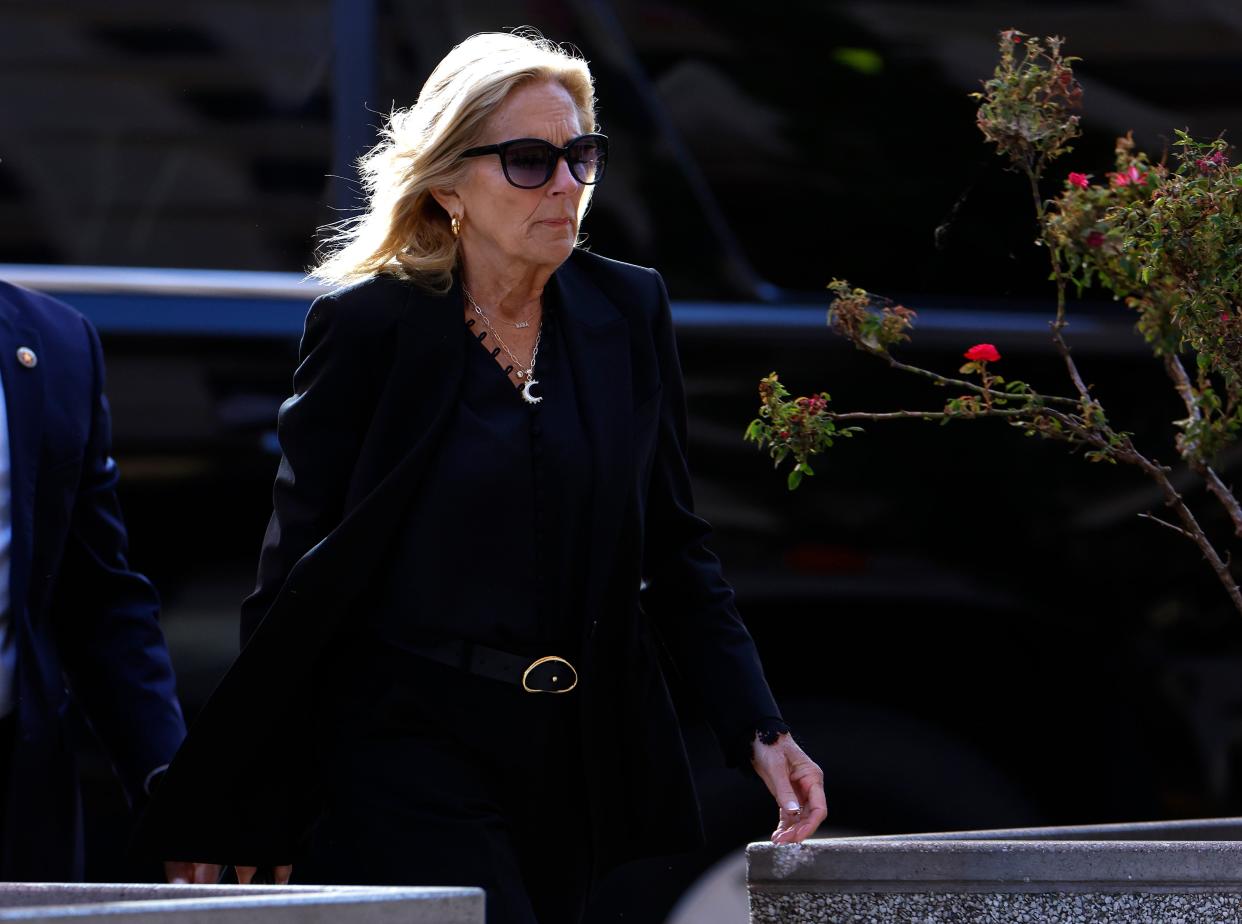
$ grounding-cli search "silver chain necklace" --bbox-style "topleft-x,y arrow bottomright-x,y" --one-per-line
463,286 -> 535,329
465,289 -> 543,405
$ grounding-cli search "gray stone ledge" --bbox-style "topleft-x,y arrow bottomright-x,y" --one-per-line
748,840 -> 1242,894
748,820 -> 1242,923
749,890 -> 1242,924
0,884 -> 483,923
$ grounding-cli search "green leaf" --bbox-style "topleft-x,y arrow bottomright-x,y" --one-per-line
787,469 -> 804,491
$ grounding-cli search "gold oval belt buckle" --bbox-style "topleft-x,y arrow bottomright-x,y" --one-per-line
522,655 -> 578,693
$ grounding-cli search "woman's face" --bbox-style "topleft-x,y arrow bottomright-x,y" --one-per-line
446,80 -> 587,279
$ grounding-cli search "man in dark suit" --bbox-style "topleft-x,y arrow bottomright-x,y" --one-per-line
0,279 -> 186,881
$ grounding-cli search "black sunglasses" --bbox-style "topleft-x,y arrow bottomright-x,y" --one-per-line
460,133 -> 608,189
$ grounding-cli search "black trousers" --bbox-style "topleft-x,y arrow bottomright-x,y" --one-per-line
294,642 -> 594,924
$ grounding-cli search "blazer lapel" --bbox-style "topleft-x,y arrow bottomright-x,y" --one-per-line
0,304 -> 43,627
351,275 -> 466,493
553,257 -> 632,637
286,276 -> 466,604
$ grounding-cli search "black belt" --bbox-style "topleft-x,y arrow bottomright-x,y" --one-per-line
398,639 -> 579,693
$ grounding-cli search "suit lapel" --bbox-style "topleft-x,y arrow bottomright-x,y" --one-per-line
0,303 -> 44,625
553,257 -> 633,636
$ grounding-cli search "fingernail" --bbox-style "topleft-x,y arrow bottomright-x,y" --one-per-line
785,801 -> 801,812
171,878 -> 187,885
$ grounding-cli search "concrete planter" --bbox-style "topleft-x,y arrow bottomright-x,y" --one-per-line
0,883 -> 483,922
748,817 -> 1242,923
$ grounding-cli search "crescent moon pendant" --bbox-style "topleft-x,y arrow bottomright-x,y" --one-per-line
521,377 -> 543,405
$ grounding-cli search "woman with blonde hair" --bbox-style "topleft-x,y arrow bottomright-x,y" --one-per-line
140,30 -> 824,924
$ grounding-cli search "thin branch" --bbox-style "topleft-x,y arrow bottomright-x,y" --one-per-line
1039,414 -> 1240,611
1137,512 -> 1195,540
1200,467 -> 1242,538
1125,442 -> 1242,614
1025,165 -> 1094,404
1032,406 -> 1132,458
862,346 -> 1082,408
1025,168 -> 1046,229
1045,258 -> 1094,402
826,408 -> 1030,422
1164,353 -> 1201,422
1163,353 -> 1242,537
1046,314 -> 1094,403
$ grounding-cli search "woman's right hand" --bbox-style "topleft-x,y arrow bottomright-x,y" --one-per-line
750,732 -> 827,844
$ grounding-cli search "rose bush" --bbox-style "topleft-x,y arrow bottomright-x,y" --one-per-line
746,29 -> 1242,615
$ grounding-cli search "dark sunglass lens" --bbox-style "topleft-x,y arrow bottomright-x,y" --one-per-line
567,139 -> 606,184
503,141 -> 554,188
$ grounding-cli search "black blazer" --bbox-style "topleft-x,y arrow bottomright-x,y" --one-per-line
138,249 -> 779,872
0,282 -> 185,880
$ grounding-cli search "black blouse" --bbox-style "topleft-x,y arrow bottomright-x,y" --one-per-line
368,296 -> 593,658
364,292 -> 784,762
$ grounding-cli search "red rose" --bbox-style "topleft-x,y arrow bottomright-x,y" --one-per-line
1068,172 -> 1089,189
1086,231 -> 1106,248
964,343 -> 1001,363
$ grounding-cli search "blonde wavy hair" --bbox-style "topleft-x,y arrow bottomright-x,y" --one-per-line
311,30 -> 598,292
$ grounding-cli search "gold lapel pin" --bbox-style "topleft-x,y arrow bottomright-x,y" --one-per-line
16,347 -> 36,369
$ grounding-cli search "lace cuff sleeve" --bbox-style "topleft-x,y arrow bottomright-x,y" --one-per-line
724,715 -> 791,769
754,716 -> 792,747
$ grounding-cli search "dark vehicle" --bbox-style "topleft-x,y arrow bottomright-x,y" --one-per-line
4,0 -> 1241,920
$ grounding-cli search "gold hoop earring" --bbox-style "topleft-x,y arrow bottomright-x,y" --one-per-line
451,215 -> 461,238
